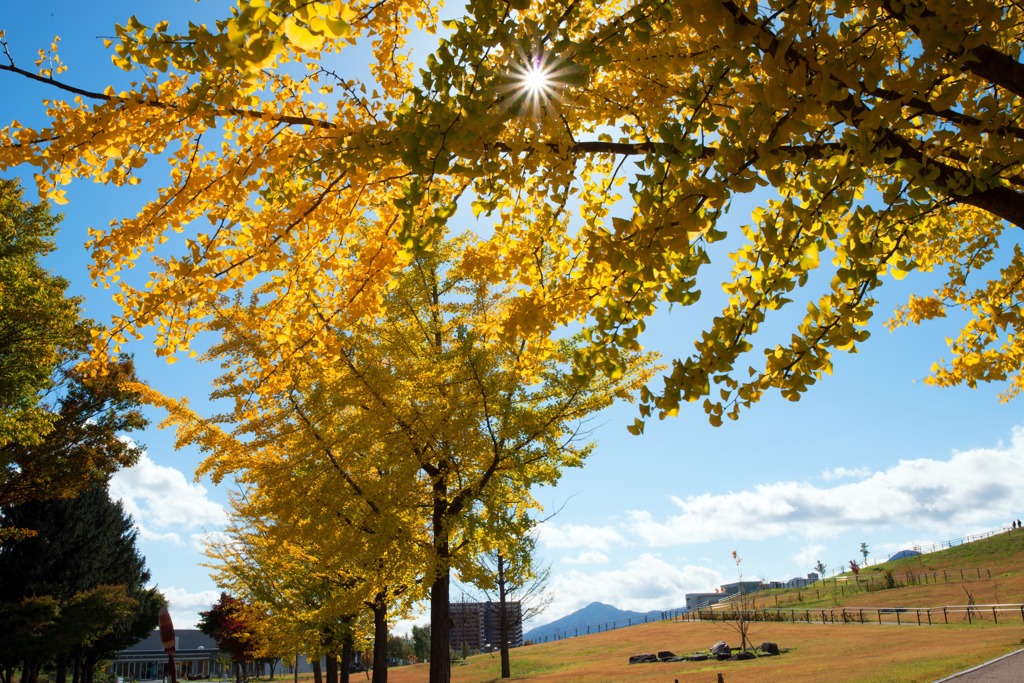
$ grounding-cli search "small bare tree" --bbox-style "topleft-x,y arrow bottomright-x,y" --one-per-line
459,516 -> 552,679
726,551 -> 757,652
963,586 -> 978,622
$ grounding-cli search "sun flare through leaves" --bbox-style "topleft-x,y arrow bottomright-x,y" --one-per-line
503,49 -> 570,119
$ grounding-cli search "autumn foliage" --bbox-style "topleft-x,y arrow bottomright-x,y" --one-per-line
199,593 -> 257,683
2,0 -> 1023,426
2,2 -> 1024,681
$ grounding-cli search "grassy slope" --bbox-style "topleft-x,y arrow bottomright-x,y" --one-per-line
756,528 -> 1024,611
384,529 -> 1024,682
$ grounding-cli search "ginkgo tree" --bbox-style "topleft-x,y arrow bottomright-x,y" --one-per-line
1,2 -> 1022,677
150,237 -> 655,682
2,0 -> 1023,430
207,494 -> 390,683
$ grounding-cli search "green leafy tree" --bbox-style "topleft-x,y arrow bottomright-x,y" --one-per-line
411,625 -> 430,664
0,484 -> 162,683
814,560 -> 826,579
385,633 -> 413,663
0,177 -> 91,451
0,179 -> 146,523
0,596 -> 58,683
0,356 -> 148,515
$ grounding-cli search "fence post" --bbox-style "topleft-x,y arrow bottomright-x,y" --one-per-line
993,607 -> 998,624
943,607 -> 948,624
916,610 -> 921,626
877,609 -> 881,625
896,611 -> 901,626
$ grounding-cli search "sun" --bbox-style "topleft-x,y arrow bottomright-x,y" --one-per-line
502,50 -> 563,118
521,59 -> 554,96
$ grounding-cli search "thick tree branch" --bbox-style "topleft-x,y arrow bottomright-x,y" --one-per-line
874,0 -> 1024,100
0,59 -> 334,129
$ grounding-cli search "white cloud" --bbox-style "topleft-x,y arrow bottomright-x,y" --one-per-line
538,523 -> 624,551
542,554 -> 722,624
110,453 -> 228,542
822,466 -> 872,481
563,551 -> 609,565
625,428 -> 1024,546
159,586 -> 222,630
792,543 -> 826,570
139,529 -> 183,545
191,530 -> 235,554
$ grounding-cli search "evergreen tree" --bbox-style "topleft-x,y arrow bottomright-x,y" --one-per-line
0,484 -> 163,683
0,355 -> 148,518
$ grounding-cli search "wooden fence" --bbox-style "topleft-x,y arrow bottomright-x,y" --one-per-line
678,603 -> 1024,626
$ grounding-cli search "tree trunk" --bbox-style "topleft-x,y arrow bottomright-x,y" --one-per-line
371,594 -> 388,683
497,554 -> 511,679
339,635 -> 353,683
325,654 -> 337,683
55,655 -> 67,683
311,660 -> 322,683
268,660 -> 277,679
82,653 -> 98,683
19,659 -> 38,683
429,486 -> 451,683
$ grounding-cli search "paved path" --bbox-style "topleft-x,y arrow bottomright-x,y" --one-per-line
934,648 -> 1024,682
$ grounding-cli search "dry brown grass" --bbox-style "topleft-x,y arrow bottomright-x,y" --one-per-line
320,531 -> 1024,682
383,620 -> 1024,682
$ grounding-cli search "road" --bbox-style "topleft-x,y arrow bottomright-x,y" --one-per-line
935,649 -> 1024,682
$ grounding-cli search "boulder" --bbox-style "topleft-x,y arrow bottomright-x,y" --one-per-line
709,641 -> 731,657
735,651 -> 756,660
657,651 -> 676,661
759,642 -> 780,656
628,653 -> 658,664
687,654 -> 709,661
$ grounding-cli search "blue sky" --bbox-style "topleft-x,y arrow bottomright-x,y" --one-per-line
2,1 -> 1023,633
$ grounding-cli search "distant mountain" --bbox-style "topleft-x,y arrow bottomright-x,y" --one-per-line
523,602 -> 669,643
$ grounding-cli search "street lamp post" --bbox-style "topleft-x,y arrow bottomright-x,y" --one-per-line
159,608 -> 179,683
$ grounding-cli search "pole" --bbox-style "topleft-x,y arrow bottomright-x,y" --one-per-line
159,608 -> 178,683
